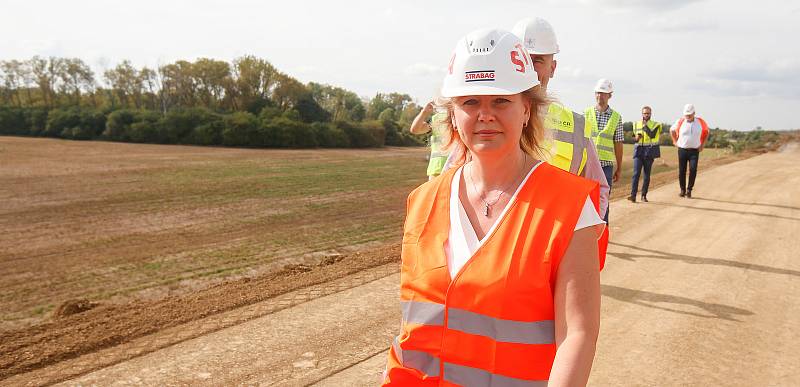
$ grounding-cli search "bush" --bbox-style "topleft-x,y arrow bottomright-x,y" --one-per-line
259,118 -> 291,147
0,107 -> 28,135
340,120 -> 384,147
161,108 -> 219,144
63,125 -> 95,140
311,122 -> 349,148
258,116 -> 318,148
193,120 -> 225,146
277,117 -> 317,148
127,111 -> 163,143
222,111 -> 260,147
26,108 -> 49,136
104,109 -> 138,141
258,106 -> 282,122
45,108 -> 82,137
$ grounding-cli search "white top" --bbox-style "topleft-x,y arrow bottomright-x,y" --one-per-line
672,118 -> 703,149
445,163 -> 605,279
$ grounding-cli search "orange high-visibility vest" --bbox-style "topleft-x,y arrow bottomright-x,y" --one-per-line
672,117 -> 709,146
383,163 -> 599,386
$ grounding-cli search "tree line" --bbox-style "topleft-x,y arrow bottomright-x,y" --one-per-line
0,56 -> 425,148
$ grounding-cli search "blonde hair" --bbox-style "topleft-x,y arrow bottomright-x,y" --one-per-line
435,86 -> 550,167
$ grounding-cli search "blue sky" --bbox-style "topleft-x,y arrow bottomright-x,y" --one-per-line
2,0 -> 798,130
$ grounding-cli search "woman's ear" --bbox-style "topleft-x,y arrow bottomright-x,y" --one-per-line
523,98 -> 532,123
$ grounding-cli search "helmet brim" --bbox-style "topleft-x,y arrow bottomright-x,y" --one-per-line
441,81 -> 539,98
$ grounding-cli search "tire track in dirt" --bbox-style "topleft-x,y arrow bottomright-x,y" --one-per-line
0,245 -> 401,384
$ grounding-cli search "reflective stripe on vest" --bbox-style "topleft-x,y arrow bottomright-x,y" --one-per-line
545,103 -> 590,175
392,336 -> 441,377
585,106 -> 620,162
392,339 -> 549,386
402,300 -> 555,344
634,121 -> 662,145
383,164 -> 600,386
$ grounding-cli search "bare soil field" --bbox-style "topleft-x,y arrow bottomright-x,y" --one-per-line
0,136 -> 773,382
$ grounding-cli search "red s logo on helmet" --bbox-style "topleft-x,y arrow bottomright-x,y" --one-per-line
510,51 -> 525,73
510,44 -> 530,73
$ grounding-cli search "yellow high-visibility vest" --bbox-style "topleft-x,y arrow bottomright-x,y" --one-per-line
633,120 -> 662,145
585,106 -> 621,163
544,103 -> 591,176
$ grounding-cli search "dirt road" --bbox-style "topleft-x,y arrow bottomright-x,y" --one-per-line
9,144 -> 800,386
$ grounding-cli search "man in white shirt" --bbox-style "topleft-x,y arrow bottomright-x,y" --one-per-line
670,104 -> 709,198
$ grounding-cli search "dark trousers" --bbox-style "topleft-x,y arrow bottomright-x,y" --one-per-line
678,148 -> 700,193
602,165 -> 614,223
631,157 -> 654,197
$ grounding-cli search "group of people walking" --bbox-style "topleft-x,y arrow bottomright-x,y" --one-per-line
386,16 -> 709,387
627,103 -> 710,202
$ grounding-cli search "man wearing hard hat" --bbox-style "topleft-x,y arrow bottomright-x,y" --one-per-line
512,18 -> 609,218
670,103 -> 709,198
513,17 -> 611,270
586,79 -> 623,223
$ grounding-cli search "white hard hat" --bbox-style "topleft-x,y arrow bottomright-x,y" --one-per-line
594,78 -> 613,93
440,28 -> 539,98
683,103 -> 696,115
512,17 -> 559,55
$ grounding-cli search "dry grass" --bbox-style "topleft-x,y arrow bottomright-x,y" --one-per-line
0,137 -> 427,330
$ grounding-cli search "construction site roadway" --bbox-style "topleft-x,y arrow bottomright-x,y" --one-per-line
5,143 -> 800,386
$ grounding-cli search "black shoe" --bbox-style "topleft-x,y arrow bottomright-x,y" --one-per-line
627,195 -> 636,203
679,191 -> 686,197
641,195 -> 649,202
686,190 -> 692,199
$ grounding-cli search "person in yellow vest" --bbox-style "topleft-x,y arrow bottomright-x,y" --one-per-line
512,16 -> 611,270
409,101 -> 449,180
512,17 -> 609,218
586,79 -> 623,223
628,105 -> 662,202
383,28 -> 602,386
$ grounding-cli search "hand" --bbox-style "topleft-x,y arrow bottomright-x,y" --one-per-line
423,101 -> 434,114
699,144 -> 704,152
613,168 -> 620,183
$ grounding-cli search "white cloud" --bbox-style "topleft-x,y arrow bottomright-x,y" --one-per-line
709,60 -> 800,83
646,16 -> 718,32
577,0 -> 705,11
404,63 -> 445,77
692,60 -> 800,99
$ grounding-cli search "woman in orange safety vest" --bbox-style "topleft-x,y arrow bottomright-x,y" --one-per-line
382,28 -> 604,387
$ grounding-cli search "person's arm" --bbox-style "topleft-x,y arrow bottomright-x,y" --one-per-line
670,120 -> 680,144
633,122 -> 642,142
612,120 -> 623,182
550,226 -> 602,387
582,140 -> 609,219
699,118 -> 709,152
408,102 -> 434,135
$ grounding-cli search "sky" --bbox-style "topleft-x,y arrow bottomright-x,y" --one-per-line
2,0 -> 798,130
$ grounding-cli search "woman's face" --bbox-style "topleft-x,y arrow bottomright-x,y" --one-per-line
451,93 -> 530,158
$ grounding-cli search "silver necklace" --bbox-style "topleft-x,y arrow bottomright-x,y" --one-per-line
466,154 -> 527,217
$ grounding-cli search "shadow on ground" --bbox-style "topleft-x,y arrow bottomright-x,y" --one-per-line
608,242 -> 800,278
646,200 -> 800,222
601,284 -> 753,321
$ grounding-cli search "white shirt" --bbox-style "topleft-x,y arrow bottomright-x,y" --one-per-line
445,163 -> 605,279
443,139 -> 609,219
672,118 -> 703,149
